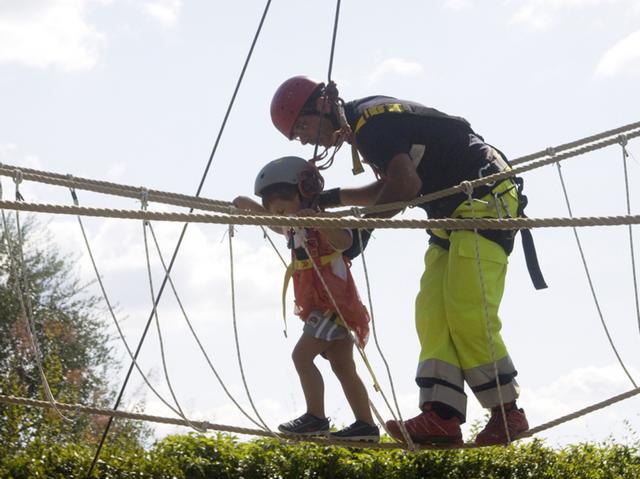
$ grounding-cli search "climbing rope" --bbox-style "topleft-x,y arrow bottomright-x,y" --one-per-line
618,137 -> 640,336
554,164 -> 637,388
227,225 -> 277,436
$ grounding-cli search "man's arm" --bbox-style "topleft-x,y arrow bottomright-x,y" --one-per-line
338,153 -> 422,217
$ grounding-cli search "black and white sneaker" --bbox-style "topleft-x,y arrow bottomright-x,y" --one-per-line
330,420 -> 380,442
278,413 -> 330,436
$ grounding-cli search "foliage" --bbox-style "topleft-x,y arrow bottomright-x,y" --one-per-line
1,433 -> 639,479
0,215 -> 148,458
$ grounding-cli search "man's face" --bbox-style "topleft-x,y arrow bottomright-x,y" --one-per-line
291,114 -> 336,148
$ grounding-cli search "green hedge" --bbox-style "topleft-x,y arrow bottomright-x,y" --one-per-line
1,433 -> 639,479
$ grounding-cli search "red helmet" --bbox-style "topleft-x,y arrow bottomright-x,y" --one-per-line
270,76 -> 324,139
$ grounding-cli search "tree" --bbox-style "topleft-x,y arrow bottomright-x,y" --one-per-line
0,214 -> 148,456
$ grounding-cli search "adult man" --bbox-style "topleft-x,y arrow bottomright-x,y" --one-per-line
270,76 -> 543,446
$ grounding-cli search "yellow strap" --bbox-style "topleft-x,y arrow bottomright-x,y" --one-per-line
281,263 -> 294,338
351,142 -> 364,175
281,251 -> 341,337
292,250 -> 342,270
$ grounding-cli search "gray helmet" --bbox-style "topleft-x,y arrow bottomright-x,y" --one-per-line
254,156 -> 315,197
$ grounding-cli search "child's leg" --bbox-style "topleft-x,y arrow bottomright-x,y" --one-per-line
292,333 -> 331,419
324,337 -> 374,425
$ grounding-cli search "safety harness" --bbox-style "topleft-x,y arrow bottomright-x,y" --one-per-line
350,101 -> 548,290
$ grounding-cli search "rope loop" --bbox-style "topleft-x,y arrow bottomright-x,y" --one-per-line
618,133 -> 628,147
140,187 -> 149,210
13,169 -> 23,186
460,180 -> 474,199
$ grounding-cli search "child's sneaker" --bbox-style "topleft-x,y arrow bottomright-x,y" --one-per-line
385,404 -> 463,445
330,420 -> 380,442
475,405 -> 529,446
278,413 -> 330,436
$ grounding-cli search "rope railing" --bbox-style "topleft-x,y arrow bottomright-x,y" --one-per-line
0,165 -> 232,213
2,385 -> 638,450
346,127 -> 640,217
1,198 -> 640,230
1,122 -> 638,220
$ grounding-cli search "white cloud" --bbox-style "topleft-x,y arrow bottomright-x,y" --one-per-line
0,0 -> 106,71
142,0 -> 182,28
596,30 -> 640,77
510,0 -> 630,31
444,0 -> 473,11
367,58 -> 425,86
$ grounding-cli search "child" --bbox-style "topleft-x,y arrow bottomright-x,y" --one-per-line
233,155 -> 379,442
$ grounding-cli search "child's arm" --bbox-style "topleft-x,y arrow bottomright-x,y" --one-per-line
232,196 -> 284,235
297,208 -> 353,252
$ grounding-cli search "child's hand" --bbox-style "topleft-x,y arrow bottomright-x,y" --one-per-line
232,196 -> 258,210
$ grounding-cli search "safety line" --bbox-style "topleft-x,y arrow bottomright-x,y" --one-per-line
85,1 -> 274,476
555,164 -> 637,388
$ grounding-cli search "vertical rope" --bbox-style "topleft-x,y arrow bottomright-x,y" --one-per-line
460,181 -> 511,444
146,222 -> 266,429
141,206 -> 204,432
354,226 -> 415,448
0,209 -> 69,421
555,163 -> 637,387
227,225 -> 277,435
619,136 -> 640,335
68,187 -> 186,417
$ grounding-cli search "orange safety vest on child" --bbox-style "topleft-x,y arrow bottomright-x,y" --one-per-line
284,228 -> 370,347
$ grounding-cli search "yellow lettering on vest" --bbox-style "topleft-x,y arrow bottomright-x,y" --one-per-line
387,103 -> 404,113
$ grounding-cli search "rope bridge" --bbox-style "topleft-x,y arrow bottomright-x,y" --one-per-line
0,120 -> 638,451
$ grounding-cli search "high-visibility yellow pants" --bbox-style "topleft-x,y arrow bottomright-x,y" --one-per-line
415,180 -> 520,421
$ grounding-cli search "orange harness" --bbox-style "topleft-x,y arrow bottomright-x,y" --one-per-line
282,228 -> 370,347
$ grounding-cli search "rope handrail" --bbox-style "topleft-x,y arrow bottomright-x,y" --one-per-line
1,385 -> 638,450
344,127 -> 640,217
1,122 -> 637,220
0,165 -> 232,213
2,199 -> 640,230
510,119 -> 640,166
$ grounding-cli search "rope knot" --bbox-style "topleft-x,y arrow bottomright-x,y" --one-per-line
13,169 -> 23,186
545,147 -> 557,157
140,187 -> 149,210
618,133 -> 628,147
460,180 -> 474,198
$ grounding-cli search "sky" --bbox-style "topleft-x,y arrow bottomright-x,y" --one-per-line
1,0 -> 640,448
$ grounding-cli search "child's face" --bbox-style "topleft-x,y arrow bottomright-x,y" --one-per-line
267,195 -> 302,216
